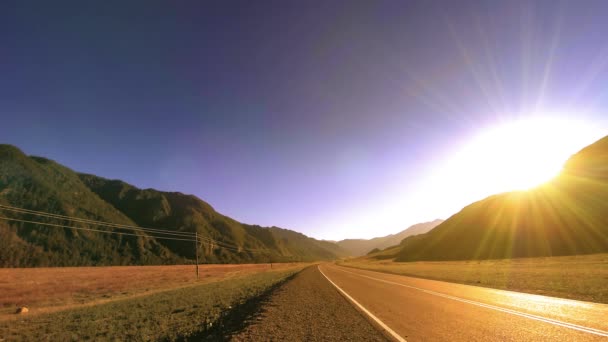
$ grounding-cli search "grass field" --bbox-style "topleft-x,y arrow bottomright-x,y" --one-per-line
0,263 -> 302,318
0,264 -> 306,341
338,253 -> 608,304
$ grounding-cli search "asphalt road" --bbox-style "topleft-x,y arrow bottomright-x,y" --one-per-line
231,266 -> 388,341
319,264 -> 608,341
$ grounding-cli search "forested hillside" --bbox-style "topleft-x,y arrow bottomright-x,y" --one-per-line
0,144 -> 346,267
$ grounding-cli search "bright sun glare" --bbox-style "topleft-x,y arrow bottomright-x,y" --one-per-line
347,114 -> 605,237
444,115 -> 604,195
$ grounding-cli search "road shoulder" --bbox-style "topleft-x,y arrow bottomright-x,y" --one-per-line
230,265 -> 388,341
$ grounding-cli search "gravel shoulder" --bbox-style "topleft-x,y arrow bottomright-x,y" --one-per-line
231,265 -> 388,341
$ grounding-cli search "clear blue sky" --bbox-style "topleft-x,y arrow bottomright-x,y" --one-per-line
1,1 -> 607,240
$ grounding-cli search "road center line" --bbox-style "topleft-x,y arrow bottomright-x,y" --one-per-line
318,266 -> 407,342
331,265 -> 608,337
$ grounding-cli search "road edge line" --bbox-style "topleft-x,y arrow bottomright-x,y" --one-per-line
318,265 -> 407,342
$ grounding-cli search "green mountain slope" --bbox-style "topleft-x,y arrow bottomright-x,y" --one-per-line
393,135 -> 608,261
336,219 -> 443,256
0,144 -> 345,267
79,174 -> 348,263
0,145 -> 177,267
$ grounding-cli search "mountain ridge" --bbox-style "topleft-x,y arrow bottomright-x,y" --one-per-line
0,144 -> 347,267
336,219 -> 444,256
367,135 -> 608,261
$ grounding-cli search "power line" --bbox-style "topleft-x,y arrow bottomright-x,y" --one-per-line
0,204 -> 195,237
0,216 -> 196,242
195,233 -> 269,252
0,204 -> 276,280
0,204 -> 272,254
1,214 -> 201,278
195,234 -> 268,253
196,237 -> 260,253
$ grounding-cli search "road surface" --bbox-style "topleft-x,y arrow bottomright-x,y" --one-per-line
231,266 -> 388,341
319,263 -> 608,341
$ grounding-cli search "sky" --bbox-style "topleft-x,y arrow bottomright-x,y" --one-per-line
1,1 -> 608,240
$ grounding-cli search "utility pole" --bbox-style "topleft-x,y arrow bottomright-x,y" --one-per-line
195,231 -> 199,280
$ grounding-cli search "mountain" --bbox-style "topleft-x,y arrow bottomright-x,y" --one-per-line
388,135 -> 608,261
336,219 -> 443,256
0,145 -> 176,267
0,144 -> 346,267
78,173 -> 348,263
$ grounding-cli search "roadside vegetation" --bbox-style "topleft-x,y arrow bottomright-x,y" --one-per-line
0,263 -> 304,317
338,253 -> 608,304
0,266 -> 305,341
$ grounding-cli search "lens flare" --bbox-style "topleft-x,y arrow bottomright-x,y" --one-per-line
447,115 -> 604,193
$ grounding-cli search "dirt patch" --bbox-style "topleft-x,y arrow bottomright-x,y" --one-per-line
230,266 -> 388,341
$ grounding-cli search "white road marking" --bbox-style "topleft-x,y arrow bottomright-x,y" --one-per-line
331,265 -> 608,338
318,265 -> 407,342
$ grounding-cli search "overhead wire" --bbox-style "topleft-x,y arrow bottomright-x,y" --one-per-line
0,216 -> 196,242
195,233 -> 269,252
0,204 -> 272,254
0,204 -> 195,237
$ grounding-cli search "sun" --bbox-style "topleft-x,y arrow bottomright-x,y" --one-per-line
445,115 -> 604,195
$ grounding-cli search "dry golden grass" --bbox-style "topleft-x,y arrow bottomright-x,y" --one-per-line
0,263 -> 305,318
339,254 -> 608,303
1,267 -> 306,341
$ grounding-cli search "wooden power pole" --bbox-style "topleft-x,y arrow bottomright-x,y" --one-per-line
195,231 -> 199,280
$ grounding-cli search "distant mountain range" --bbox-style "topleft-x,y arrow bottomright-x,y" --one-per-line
6,133 -> 606,268
335,219 -> 444,256
369,135 -> 608,261
0,144 -> 347,267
